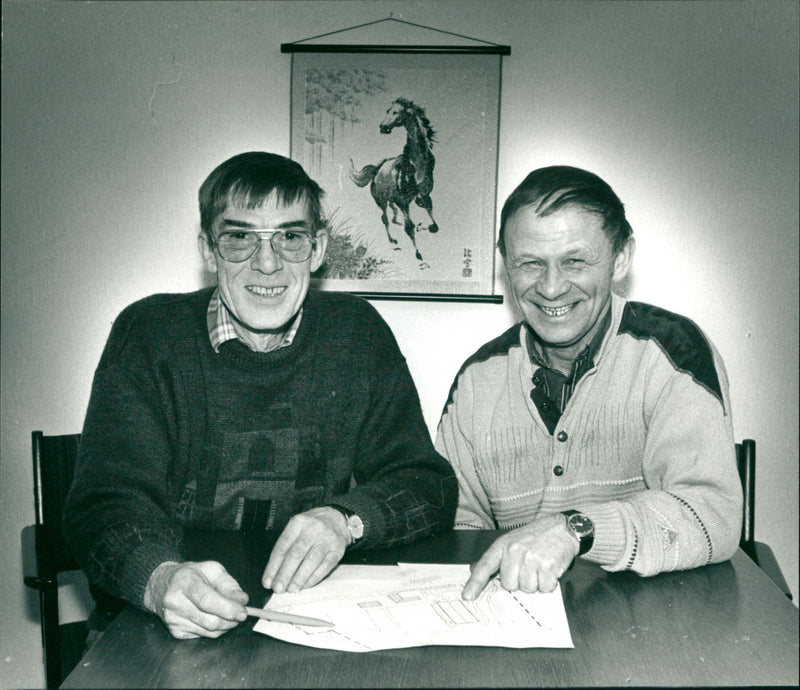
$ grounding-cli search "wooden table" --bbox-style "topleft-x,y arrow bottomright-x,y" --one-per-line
62,530 -> 798,688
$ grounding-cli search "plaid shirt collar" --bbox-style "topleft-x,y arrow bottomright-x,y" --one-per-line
207,288 -> 302,353
527,304 -> 611,380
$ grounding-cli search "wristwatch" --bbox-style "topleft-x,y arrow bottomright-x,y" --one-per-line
327,504 -> 364,545
562,510 -> 595,556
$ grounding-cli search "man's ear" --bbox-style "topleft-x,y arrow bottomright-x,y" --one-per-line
198,234 -> 218,274
309,230 -> 328,273
612,237 -> 635,282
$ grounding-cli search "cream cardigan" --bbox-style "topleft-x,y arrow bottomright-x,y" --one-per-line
435,294 -> 742,576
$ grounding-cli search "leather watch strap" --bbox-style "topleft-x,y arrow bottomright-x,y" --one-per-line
327,503 -> 363,545
562,509 -> 595,556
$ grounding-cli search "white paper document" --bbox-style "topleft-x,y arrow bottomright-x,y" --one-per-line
253,563 -> 573,652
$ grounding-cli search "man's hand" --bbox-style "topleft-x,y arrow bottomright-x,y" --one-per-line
262,506 -> 350,594
143,560 -> 249,639
462,513 -> 579,600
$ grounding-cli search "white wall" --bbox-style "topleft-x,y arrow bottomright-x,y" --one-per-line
2,2 -> 797,687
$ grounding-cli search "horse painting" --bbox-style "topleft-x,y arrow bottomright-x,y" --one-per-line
349,98 -> 438,265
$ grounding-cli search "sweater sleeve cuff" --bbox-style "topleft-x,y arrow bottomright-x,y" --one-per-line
118,541 -> 184,608
579,503 -> 628,567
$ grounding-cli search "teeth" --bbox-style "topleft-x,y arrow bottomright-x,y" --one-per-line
247,285 -> 286,297
540,304 -> 574,317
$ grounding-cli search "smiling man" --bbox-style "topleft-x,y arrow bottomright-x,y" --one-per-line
435,166 -> 742,600
66,151 -> 456,640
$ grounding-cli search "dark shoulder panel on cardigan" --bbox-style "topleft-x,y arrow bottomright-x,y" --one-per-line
618,301 -> 724,410
441,324 -> 522,417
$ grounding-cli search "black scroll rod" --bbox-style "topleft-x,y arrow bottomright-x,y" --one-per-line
281,44 -> 510,55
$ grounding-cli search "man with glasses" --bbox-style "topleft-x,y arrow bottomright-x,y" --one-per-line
66,151 -> 457,640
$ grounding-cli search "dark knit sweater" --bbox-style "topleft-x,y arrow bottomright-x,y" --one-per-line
65,287 -> 457,608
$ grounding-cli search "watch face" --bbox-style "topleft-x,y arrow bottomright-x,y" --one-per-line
347,515 -> 364,540
568,513 -> 593,537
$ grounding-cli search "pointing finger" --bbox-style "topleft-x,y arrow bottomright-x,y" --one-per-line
462,543 -> 503,600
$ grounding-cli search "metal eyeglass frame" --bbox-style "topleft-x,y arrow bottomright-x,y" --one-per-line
209,229 -> 317,263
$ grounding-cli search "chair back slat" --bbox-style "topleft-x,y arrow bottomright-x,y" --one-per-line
29,430 -> 85,689
735,439 -> 755,547
32,431 -> 82,575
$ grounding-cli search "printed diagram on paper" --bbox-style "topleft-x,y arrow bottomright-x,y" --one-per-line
253,563 -> 573,652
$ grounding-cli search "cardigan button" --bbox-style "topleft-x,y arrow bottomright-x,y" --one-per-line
553,465 -> 564,476
557,430 -> 568,442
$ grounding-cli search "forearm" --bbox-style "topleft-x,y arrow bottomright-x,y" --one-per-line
581,481 -> 741,575
341,367 -> 457,546
65,365 -> 184,606
582,357 -> 743,576
65,489 -> 184,607
435,378 -> 496,531
580,414 -> 741,574
333,460 -> 457,548
438,437 -> 496,531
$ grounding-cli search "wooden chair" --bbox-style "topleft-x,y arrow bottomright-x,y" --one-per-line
22,431 -> 87,689
736,439 -> 792,599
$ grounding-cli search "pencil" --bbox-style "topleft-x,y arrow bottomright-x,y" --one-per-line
245,606 -> 333,628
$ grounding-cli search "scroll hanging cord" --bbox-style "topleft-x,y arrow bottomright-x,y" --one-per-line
285,16 -> 505,48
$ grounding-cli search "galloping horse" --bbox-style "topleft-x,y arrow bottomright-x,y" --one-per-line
350,98 -> 438,264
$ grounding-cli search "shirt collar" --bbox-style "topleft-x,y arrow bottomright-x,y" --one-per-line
207,288 -> 302,353
527,304 -> 612,377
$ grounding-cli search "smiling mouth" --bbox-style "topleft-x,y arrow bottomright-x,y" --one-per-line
538,303 -> 576,317
246,285 -> 287,298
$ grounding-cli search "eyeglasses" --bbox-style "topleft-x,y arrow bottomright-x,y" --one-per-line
210,229 -> 317,263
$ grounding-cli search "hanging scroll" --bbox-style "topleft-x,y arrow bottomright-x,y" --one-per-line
283,19 -> 509,302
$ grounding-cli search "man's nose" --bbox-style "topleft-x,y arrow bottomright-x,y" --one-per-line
250,236 -> 283,273
535,266 -> 570,300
